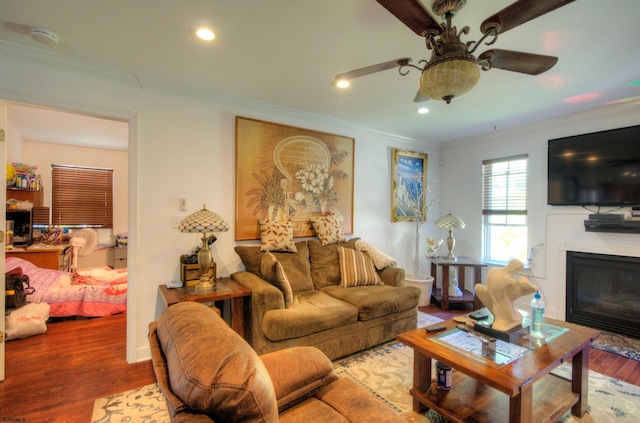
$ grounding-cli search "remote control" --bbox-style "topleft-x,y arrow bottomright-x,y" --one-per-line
469,312 -> 489,320
425,325 -> 446,333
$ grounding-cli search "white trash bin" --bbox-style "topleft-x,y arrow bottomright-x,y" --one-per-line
405,274 -> 435,306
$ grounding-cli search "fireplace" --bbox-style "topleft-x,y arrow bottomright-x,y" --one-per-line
566,251 -> 640,339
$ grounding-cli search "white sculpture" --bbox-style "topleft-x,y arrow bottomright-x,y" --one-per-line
448,267 -> 463,297
475,259 -> 538,332
426,237 -> 443,257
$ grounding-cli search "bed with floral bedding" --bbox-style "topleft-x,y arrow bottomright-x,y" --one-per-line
5,256 -> 127,317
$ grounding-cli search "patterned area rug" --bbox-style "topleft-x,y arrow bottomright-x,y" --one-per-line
334,341 -> 640,423
591,330 -> 640,362
92,312 -> 640,422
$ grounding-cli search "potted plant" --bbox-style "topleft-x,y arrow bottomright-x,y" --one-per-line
403,181 -> 438,306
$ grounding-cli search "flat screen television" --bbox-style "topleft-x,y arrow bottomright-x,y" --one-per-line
547,124 -> 640,206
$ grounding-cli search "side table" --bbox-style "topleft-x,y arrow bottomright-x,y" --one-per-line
428,257 -> 486,311
158,277 -> 252,337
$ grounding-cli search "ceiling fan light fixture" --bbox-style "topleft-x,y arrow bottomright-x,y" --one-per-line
420,57 -> 480,104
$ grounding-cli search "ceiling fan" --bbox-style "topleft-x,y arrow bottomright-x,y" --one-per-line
334,0 -> 575,104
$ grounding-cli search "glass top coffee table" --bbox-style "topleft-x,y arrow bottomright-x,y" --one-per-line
397,316 -> 600,423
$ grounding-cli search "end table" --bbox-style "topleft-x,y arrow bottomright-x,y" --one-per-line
158,277 -> 252,337
428,257 -> 486,310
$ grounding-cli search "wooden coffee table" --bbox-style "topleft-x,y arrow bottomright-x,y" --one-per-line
397,317 -> 600,423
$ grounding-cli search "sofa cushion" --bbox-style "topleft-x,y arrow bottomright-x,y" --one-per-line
259,219 -> 297,252
280,397 -> 351,423
337,247 -> 383,288
321,284 -> 421,321
260,346 -> 338,412
308,238 -> 360,290
309,214 -> 346,246
156,302 -> 278,421
354,240 -> 397,270
235,241 -> 314,292
261,252 -> 294,308
262,291 -> 358,341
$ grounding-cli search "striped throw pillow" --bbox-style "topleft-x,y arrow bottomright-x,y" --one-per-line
337,246 -> 383,288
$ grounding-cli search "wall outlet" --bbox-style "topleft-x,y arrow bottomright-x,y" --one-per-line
172,215 -> 183,228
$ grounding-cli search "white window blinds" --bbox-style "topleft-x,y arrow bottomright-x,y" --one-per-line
482,155 -> 528,216
51,164 -> 114,228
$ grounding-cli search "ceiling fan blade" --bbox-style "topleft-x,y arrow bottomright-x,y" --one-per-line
376,0 -> 441,36
480,0 -> 575,34
477,49 -> 558,75
334,58 -> 411,82
413,90 -> 429,103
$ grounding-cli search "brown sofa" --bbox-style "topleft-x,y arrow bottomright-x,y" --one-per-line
149,301 -> 405,423
232,238 -> 420,360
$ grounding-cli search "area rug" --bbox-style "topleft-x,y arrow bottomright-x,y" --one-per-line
591,330 -> 640,362
334,341 -> 640,423
92,312 -> 640,422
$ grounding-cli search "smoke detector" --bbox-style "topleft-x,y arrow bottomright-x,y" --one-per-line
30,28 -> 58,46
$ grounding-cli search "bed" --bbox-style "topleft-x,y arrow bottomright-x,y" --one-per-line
5,256 -> 127,317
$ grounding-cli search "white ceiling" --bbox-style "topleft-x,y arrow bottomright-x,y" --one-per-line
1,0 -> 640,149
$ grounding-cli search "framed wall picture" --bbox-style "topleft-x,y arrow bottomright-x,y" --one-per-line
391,148 -> 428,222
235,116 -> 354,240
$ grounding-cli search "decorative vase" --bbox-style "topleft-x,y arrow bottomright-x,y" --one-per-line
320,202 -> 333,215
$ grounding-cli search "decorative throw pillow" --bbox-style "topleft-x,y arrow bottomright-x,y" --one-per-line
337,246 -> 383,288
260,252 -> 294,308
259,220 -> 297,252
355,240 -> 397,270
309,214 -> 345,246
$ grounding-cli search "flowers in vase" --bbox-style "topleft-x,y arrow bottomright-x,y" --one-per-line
295,164 -> 337,210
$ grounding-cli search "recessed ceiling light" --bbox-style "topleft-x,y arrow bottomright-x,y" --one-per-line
334,79 -> 350,89
190,25 -> 215,41
417,107 -> 429,114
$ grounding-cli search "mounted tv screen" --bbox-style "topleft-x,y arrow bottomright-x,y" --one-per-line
547,125 -> 640,206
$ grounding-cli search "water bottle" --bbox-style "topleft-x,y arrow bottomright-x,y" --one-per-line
530,291 -> 545,338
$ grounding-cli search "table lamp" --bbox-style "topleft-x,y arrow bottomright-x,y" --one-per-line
179,205 -> 228,287
435,212 -> 465,260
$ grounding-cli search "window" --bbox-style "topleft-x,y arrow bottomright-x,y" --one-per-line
51,164 -> 114,228
482,155 -> 528,263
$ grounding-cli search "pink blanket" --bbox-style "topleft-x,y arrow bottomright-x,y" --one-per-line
5,257 -> 127,317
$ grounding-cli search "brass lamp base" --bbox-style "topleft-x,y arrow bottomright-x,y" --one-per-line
445,228 -> 456,260
197,233 -> 215,287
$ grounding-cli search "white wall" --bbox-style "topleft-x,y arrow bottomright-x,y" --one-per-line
440,104 -> 640,319
0,45 -> 438,362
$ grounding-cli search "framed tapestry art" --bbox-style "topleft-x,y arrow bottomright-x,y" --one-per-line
235,117 -> 354,240
391,148 -> 428,222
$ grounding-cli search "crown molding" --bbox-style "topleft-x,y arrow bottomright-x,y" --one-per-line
0,40 -> 429,146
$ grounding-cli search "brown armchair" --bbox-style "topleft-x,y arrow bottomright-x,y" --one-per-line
149,302 -> 404,422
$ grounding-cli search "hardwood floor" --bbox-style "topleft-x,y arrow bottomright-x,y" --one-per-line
0,306 -> 638,422
0,313 -> 155,423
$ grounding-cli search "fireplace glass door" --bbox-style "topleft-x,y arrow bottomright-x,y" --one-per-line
566,251 -> 640,339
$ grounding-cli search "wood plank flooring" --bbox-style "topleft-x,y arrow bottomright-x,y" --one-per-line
0,313 -> 155,423
0,306 -> 638,422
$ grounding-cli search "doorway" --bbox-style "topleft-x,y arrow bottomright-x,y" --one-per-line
3,101 -> 131,365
